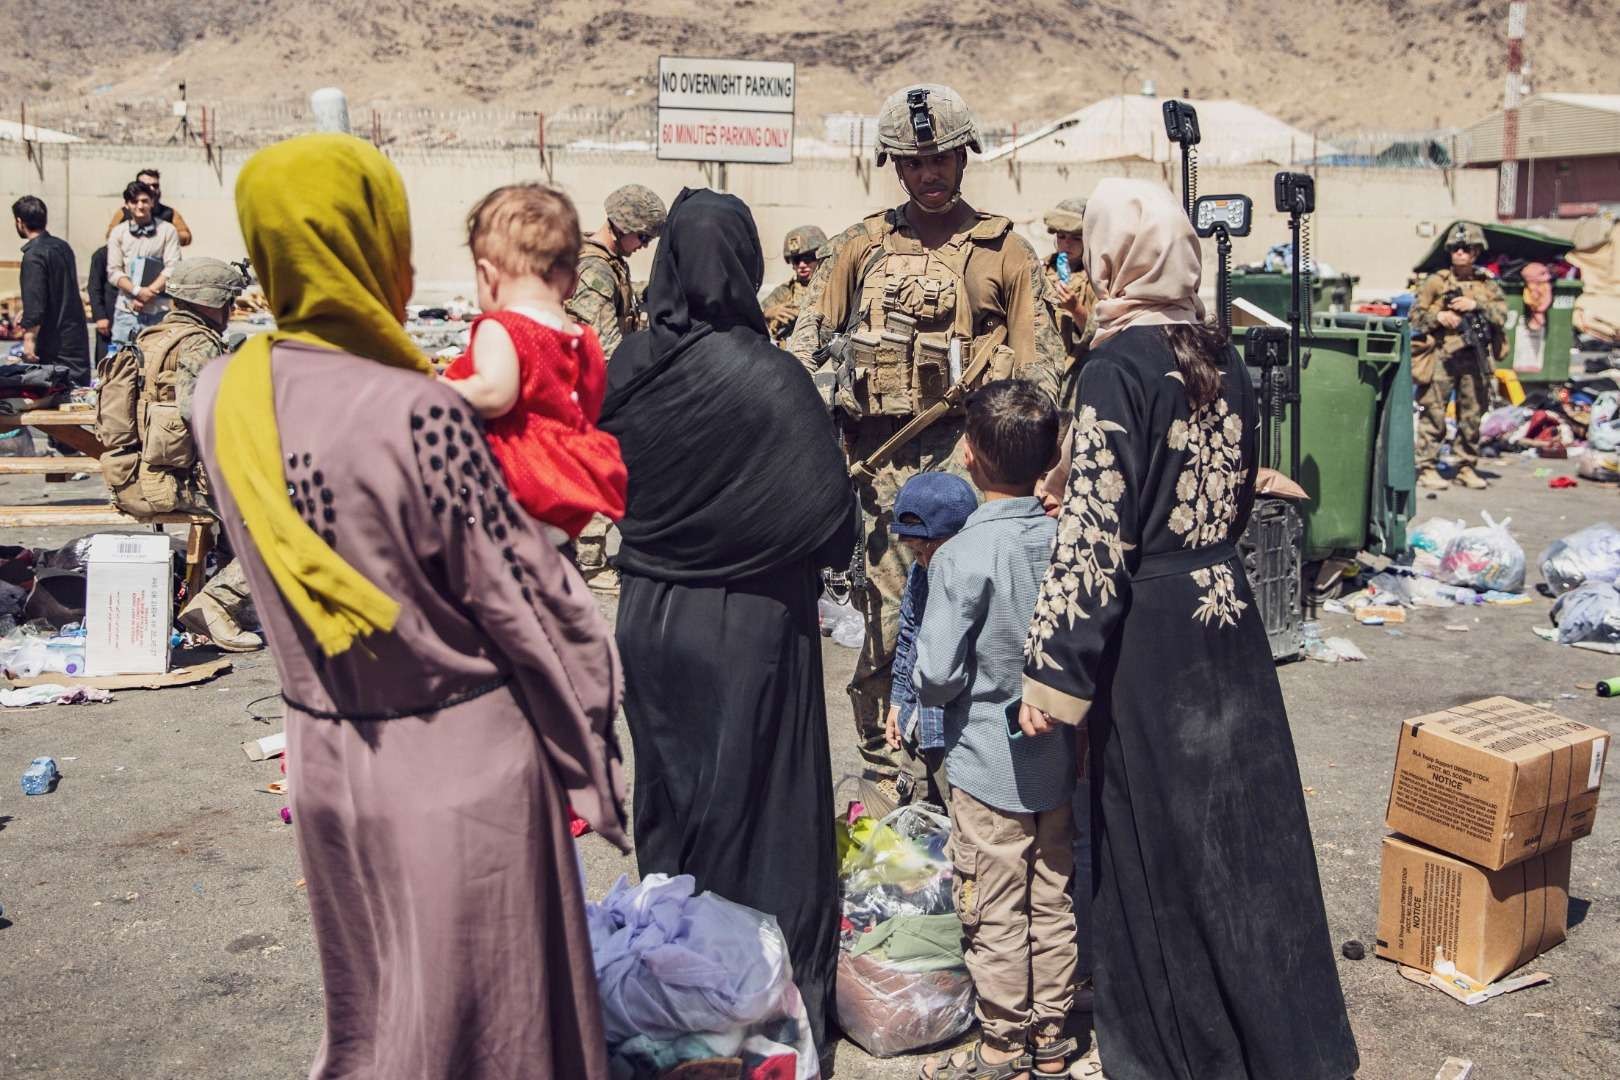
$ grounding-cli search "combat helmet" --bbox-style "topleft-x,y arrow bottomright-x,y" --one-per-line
166,258 -> 248,309
1043,197 -> 1088,234
1446,222 -> 1487,252
605,184 -> 668,239
874,84 -> 982,166
782,225 -> 828,262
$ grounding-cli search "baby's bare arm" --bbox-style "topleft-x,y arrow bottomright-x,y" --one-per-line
443,319 -> 521,418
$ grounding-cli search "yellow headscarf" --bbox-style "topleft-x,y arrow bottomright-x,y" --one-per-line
214,134 -> 433,657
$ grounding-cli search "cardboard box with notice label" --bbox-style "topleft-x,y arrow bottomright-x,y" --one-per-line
1384,697 -> 1607,870
84,533 -> 173,676
1375,834 -> 1569,983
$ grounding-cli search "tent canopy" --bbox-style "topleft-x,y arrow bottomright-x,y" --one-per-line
984,95 -> 1335,166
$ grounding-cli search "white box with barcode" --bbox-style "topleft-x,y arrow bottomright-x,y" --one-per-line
85,533 -> 173,675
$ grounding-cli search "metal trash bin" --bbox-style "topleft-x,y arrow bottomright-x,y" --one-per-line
1240,498 -> 1304,663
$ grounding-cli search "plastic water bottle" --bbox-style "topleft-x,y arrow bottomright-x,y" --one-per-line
45,638 -> 85,677
22,757 -> 58,795
1055,251 -> 1072,284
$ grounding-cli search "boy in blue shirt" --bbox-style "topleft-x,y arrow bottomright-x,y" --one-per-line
914,379 -> 1078,1080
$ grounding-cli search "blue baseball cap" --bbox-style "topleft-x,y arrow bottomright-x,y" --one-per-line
890,472 -> 978,540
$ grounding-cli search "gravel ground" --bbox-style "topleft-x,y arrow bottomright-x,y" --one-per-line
1,451 -> 1617,1079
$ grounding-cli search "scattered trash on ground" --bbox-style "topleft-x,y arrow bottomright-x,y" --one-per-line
1434,1056 -> 1476,1080
1551,582 -> 1620,645
1438,514 -> 1526,594
1341,940 -> 1366,961
0,684 -> 112,707
241,732 -> 287,761
21,756 -> 59,795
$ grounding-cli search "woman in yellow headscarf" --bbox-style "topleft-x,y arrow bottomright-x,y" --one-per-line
192,134 -> 625,1080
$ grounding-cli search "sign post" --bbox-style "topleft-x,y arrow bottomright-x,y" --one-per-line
657,57 -> 796,171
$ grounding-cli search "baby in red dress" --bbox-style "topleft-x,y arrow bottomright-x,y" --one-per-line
442,184 -> 626,545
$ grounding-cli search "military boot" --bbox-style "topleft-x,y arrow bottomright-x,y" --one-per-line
1418,467 -> 1450,491
1454,465 -> 1489,490
178,591 -> 264,652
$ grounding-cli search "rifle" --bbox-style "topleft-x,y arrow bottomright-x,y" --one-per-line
1443,288 -> 1499,381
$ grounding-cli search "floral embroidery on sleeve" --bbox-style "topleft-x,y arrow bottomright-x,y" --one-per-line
1026,404 -> 1136,671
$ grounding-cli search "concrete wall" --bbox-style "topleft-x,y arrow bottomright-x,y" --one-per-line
0,141 -> 1499,301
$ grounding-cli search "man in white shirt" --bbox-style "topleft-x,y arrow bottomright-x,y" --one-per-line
106,180 -> 181,345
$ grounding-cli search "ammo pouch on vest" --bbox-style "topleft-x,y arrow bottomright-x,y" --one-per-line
826,231 -> 986,420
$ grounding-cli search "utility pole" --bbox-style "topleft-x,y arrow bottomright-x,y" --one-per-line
1498,1 -> 1529,219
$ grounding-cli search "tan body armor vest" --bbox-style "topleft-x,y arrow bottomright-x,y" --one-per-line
95,312 -> 219,515
839,210 -> 1016,419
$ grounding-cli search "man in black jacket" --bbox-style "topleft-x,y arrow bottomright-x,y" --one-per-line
13,195 -> 90,386
86,245 -> 119,362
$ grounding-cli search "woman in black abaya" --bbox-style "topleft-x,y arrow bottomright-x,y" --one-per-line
599,189 -> 857,1062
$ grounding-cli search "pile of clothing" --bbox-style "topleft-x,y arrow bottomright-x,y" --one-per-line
834,805 -> 975,1059
587,873 -> 817,1080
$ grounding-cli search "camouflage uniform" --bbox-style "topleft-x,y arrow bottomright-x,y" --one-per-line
788,87 -> 1064,790
1411,267 -> 1507,472
763,225 -> 827,343
763,278 -> 810,343
566,184 -> 666,585
566,238 -> 637,361
1042,253 -> 1098,409
139,260 -> 259,645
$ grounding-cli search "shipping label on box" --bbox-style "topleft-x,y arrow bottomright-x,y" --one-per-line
1384,697 -> 1607,869
85,533 -> 173,676
1376,834 -> 1570,984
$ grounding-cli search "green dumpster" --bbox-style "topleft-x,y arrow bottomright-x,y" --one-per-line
1257,316 -> 1415,562
1232,270 -> 1358,322
1502,278 -> 1582,384
1413,220 -> 1578,386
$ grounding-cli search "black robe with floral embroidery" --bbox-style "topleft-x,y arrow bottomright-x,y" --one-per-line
1022,326 -> 1358,1080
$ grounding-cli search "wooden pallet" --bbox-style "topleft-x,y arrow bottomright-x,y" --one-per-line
0,456 -> 105,479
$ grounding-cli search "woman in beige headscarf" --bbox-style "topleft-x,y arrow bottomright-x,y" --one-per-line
1018,179 -> 1358,1080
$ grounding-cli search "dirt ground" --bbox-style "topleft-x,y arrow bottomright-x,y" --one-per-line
1,450 -> 1617,1079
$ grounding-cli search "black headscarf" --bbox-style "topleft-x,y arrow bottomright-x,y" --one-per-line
600,189 -> 855,583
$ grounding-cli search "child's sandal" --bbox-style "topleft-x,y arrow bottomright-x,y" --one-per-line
916,1040 -> 1034,1080
1031,1037 -> 1079,1075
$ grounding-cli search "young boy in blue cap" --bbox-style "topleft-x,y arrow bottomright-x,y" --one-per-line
885,469 -> 980,809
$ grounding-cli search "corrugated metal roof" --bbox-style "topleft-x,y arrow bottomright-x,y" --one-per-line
1462,93 -> 1620,164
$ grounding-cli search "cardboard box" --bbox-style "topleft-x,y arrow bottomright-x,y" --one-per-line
85,534 -> 172,676
1385,697 -> 1607,870
1376,834 -> 1570,983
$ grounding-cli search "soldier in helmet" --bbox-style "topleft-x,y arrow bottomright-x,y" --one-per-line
1042,196 -> 1098,407
95,257 -> 263,650
566,183 -> 667,361
566,183 -> 667,589
762,225 -> 828,342
1412,222 -> 1507,491
787,84 -> 1063,812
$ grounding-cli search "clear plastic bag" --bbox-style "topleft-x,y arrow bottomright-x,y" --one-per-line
818,593 -> 864,649
1539,523 -> 1620,596
836,949 -> 975,1058
842,805 -> 954,929
1440,513 -> 1526,594
1410,517 -> 1467,555
1552,582 -> 1620,645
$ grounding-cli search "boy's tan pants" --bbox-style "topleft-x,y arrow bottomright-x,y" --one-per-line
948,785 -> 1078,1051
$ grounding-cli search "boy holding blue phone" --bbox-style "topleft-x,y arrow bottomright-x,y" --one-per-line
913,379 -> 1080,1079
